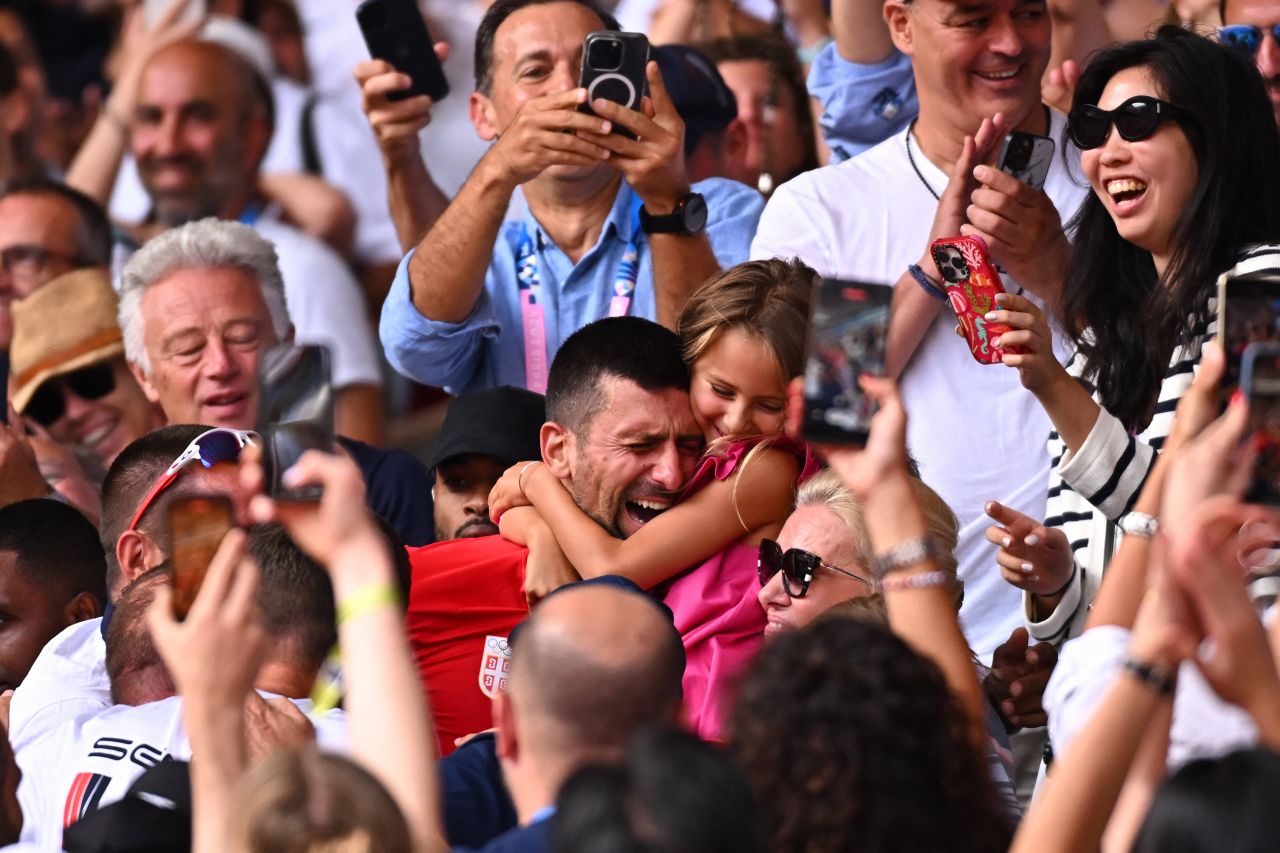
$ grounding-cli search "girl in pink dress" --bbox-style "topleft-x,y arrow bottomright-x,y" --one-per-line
492,258 -> 818,740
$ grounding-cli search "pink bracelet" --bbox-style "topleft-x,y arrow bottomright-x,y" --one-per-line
876,570 -> 951,593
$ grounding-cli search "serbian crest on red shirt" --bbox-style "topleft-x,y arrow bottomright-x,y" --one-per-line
479,635 -> 513,699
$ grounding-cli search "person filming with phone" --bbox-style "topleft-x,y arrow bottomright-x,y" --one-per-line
378,0 -> 763,397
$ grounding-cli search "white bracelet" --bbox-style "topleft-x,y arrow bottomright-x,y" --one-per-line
516,461 -> 541,497
876,570 -> 951,593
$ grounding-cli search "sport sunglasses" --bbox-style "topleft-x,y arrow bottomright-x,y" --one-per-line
757,538 -> 872,598
1220,24 -> 1280,56
126,428 -> 259,531
1067,95 -> 1194,151
24,362 -> 117,427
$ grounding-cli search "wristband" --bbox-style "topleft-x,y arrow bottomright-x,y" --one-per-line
517,461 -> 541,497
1122,657 -> 1177,695
876,570 -> 951,593
873,536 -> 944,578
1040,564 -> 1078,599
337,581 -> 400,626
908,264 -> 948,301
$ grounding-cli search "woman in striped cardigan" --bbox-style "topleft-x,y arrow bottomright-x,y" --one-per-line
980,27 -> 1280,645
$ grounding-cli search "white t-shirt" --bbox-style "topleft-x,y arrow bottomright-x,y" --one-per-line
16,694 -> 348,849
751,114 -> 1088,658
8,619 -> 109,755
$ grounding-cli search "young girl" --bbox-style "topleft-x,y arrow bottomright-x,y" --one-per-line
491,258 -> 818,740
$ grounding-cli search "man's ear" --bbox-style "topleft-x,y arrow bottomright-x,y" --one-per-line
471,91 -> 501,141
540,421 -> 574,480
492,689 -> 518,761
128,360 -> 162,406
884,0 -> 916,56
115,529 -> 162,589
63,591 -> 104,626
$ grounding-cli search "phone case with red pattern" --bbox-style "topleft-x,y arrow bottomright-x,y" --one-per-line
930,235 -> 1026,365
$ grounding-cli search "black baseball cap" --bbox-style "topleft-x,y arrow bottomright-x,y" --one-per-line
652,44 -> 738,157
427,386 -> 546,472
62,759 -> 192,852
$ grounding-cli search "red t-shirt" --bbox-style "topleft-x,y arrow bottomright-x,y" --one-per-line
405,536 -> 529,757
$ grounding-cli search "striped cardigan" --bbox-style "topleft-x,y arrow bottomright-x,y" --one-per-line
1029,245 -> 1280,644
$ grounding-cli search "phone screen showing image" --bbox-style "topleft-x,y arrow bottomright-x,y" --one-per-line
802,278 -> 893,445
169,495 -> 235,621
1244,343 -> 1280,506
1220,273 -> 1280,394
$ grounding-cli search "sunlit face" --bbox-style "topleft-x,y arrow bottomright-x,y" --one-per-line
564,378 -> 704,539
715,58 -> 809,185
892,0 -> 1051,136
131,43 -> 264,225
36,358 -> 161,467
759,504 -> 873,636
132,266 -> 277,430
471,2 -> 609,180
1080,66 -> 1199,267
1224,0 -> 1280,125
690,327 -> 788,441
433,454 -> 505,541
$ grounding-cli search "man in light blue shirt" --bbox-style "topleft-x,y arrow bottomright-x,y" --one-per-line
379,0 -> 763,395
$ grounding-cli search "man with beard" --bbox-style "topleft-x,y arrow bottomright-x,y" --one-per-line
430,387 -> 546,543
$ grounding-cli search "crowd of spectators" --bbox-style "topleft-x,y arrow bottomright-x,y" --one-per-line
0,0 -> 1279,850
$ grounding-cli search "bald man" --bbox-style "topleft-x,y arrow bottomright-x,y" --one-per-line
453,580 -> 684,852
123,39 -> 384,441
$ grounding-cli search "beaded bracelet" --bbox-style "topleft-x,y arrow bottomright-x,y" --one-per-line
873,536 -> 944,578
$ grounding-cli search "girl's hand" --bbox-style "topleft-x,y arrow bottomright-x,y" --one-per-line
988,292 -> 1066,395
488,461 -> 540,523
523,524 -> 582,606
984,500 -> 1075,596
1128,541 -> 1198,671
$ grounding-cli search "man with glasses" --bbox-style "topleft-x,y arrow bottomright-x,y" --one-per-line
9,269 -> 163,469
1220,0 -> 1280,125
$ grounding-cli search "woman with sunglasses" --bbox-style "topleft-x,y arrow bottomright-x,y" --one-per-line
981,25 -> 1280,644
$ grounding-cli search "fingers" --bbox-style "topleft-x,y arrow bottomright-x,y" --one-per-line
971,113 -> 1007,165
984,500 -> 1038,539
991,626 -> 1030,668
354,58 -> 395,84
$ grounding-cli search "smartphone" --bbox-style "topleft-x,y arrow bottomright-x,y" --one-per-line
144,0 -> 205,27
257,344 -> 334,502
168,495 -> 235,621
578,31 -> 650,139
801,278 -> 893,445
997,131 -> 1054,191
930,235 -> 1026,365
356,0 -> 450,103
1217,272 -> 1280,394
1242,342 -> 1280,505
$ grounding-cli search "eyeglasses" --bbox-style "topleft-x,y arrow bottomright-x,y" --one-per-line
23,362 -> 118,427
1220,24 -> 1280,56
1067,95 -> 1194,151
757,538 -> 872,598
126,428 -> 258,531
0,244 -> 88,281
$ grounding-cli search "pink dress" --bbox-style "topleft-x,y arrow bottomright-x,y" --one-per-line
659,435 -> 819,741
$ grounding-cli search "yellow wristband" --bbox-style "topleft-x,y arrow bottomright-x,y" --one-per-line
337,582 -> 400,626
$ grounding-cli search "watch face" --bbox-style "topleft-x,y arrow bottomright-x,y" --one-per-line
683,194 -> 708,232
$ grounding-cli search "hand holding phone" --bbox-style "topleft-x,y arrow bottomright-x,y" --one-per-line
169,496 -> 236,620
931,235 -> 1026,365
997,131 -> 1054,191
1217,272 -> 1280,395
258,344 -> 334,502
578,31 -> 650,139
1242,342 -> 1280,505
356,0 -> 449,102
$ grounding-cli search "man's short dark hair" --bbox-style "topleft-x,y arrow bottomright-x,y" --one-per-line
248,524 -> 336,675
545,317 -> 690,436
99,425 -> 212,592
0,499 -> 107,608
0,177 -> 114,265
474,0 -> 619,94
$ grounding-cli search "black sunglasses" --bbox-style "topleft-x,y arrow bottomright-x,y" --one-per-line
1220,24 -> 1280,56
758,538 -> 872,598
1067,95 -> 1194,151
24,362 -> 118,426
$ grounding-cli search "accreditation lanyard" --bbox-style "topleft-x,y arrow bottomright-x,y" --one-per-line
516,197 -> 644,393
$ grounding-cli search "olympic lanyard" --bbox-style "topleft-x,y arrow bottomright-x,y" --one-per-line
516,197 -> 643,393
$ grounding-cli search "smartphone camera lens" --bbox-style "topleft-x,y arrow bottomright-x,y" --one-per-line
587,37 -> 624,71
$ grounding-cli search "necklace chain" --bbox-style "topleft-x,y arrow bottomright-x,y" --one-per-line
905,120 -> 940,201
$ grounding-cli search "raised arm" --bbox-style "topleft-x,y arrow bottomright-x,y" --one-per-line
833,0 -> 895,63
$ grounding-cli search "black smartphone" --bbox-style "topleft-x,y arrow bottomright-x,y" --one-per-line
1242,342 -> 1280,505
997,131 -> 1054,191
168,495 -> 235,621
257,344 -> 334,502
1218,272 -> 1280,394
356,0 -> 449,102
801,278 -> 893,445
578,31 -> 650,139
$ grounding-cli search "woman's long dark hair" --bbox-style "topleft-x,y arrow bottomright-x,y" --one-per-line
1062,25 -> 1280,429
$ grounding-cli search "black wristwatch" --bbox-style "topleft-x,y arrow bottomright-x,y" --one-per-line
640,192 -> 708,236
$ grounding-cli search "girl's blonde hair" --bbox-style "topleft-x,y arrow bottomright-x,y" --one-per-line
678,257 -> 816,388
794,470 -> 965,621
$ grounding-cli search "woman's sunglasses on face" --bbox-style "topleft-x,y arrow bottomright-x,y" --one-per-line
1220,24 -> 1280,57
1067,95 -> 1194,150
24,362 -> 117,427
757,538 -> 872,599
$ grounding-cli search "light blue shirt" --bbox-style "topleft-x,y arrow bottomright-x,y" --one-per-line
808,44 -> 917,163
380,177 -> 764,394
